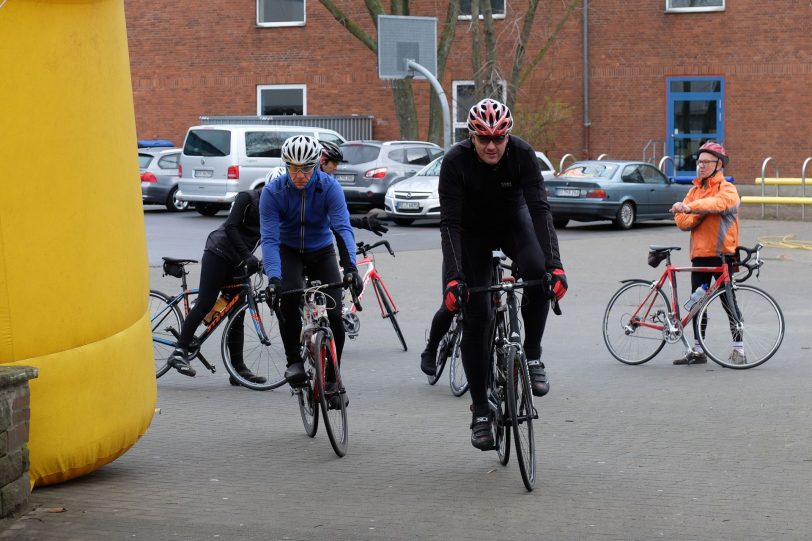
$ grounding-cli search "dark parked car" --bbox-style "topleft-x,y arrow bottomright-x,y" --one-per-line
333,140 -> 444,209
545,160 -> 692,230
140,147 -> 188,212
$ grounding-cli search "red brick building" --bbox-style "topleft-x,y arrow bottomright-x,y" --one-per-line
125,0 -> 812,183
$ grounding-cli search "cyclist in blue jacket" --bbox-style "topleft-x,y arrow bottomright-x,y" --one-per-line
260,135 -> 363,386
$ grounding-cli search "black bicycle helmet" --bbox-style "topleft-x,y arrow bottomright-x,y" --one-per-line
320,140 -> 344,163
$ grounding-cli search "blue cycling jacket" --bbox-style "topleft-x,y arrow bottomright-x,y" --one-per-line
259,169 -> 356,280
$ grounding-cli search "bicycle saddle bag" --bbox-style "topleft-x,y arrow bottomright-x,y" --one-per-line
162,260 -> 184,278
647,250 -> 667,268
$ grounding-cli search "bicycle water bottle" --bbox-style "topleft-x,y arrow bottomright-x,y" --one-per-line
683,284 -> 708,311
202,295 -> 228,325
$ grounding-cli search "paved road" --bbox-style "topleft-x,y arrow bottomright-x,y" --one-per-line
5,217 -> 812,540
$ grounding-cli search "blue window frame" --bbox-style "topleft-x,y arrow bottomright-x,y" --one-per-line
666,76 -> 724,178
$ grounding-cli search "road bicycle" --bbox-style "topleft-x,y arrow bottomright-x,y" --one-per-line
285,279 -> 360,457
467,251 -> 555,492
342,240 -> 407,351
149,257 -> 287,389
426,311 -> 468,397
603,243 -> 784,369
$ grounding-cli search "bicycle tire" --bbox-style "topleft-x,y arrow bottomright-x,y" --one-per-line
448,328 -> 469,397
221,300 -> 287,390
297,351 -> 319,437
149,290 -> 182,378
507,346 -> 536,492
493,351 -> 510,466
427,334 -> 448,385
697,284 -> 785,369
314,331 -> 348,457
373,279 -> 407,352
603,280 -> 670,365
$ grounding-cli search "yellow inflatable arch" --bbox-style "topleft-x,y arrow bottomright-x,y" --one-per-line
0,1 -> 155,487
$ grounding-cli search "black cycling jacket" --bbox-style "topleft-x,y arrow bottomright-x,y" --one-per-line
204,189 -> 261,267
438,136 -> 562,283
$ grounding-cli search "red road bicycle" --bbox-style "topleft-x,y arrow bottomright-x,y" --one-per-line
342,240 -> 407,351
603,243 -> 784,369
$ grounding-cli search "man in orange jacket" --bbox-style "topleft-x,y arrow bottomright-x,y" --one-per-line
669,141 -> 745,365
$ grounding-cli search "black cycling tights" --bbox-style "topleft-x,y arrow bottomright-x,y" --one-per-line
460,230 -> 551,412
278,245 -> 345,366
690,256 -> 742,343
176,250 -> 246,363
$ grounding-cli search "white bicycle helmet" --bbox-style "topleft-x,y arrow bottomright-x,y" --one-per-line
281,135 -> 322,167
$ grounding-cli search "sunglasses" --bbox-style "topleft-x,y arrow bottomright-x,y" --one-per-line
697,160 -> 719,166
474,134 -> 508,145
287,165 -> 315,175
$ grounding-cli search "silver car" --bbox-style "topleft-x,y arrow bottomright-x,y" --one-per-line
545,160 -> 692,230
384,151 -> 555,226
139,147 -> 188,212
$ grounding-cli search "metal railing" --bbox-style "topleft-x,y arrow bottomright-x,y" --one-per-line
198,115 -> 375,141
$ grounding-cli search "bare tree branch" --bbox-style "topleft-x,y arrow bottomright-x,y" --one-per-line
428,0 -> 461,143
516,0 -> 579,91
318,0 -> 377,52
507,0 -> 539,108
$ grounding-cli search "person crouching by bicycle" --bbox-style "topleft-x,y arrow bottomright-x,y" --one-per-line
439,98 -> 567,450
259,135 -> 364,388
669,141 -> 743,365
166,189 -> 267,384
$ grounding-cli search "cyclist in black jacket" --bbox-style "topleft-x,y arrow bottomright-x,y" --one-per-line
438,98 -> 568,450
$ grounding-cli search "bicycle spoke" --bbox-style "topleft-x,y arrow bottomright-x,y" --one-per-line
149,290 -> 181,378
221,300 -> 287,390
603,281 -> 669,365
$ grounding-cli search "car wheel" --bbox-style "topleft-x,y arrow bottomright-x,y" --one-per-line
553,217 -> 569,229
195,203 -> 221,216
393,218 -> 414,226
166,187 -> 189,212
614,201 -> 636,230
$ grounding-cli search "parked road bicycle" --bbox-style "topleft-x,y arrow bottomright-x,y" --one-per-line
342,240 -> 407,351
149,257 -> 286,389
284,278 -> 360,457
603,243 -> 784,369
465,250 -> 556,492
426,311 -> 468,397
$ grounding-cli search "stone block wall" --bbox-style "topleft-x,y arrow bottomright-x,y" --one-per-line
0,366 -> 37,518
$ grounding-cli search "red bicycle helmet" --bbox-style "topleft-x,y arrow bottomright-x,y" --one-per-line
467,98 -> 513,136
697,141 -> 729,167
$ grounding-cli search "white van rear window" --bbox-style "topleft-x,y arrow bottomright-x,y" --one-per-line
184,130 -> 230,157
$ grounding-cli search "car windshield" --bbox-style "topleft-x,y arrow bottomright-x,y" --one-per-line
138,154 -> 153,168
183,129 -> 230,157
564,163 -> 618,178
419,157 -> 443,176
340,144 -> 380,165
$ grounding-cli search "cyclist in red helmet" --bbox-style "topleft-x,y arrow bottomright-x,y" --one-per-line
437,98 -> 566,450
670,141 -> 744,365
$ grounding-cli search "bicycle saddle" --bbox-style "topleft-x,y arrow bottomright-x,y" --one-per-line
648,245 -> 681,253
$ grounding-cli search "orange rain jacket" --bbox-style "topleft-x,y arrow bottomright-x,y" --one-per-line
674,171 -> 740,259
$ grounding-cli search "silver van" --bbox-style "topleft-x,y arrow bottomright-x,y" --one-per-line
177,124 -> 346,216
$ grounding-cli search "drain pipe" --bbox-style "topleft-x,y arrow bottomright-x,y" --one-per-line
582,0 -> 590,159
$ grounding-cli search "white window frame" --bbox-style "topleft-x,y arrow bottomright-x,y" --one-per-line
665,0 -> 725,13
257,0 -> 306,28
256,84 -> 307,116
452,80 -> 507,142
458,0 -> 506,20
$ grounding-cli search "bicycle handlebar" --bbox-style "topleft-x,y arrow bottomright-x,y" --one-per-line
468,275 -> 563,316
356,239 -> 395,258
278,278 -> 363,312
733,243 -> 764,283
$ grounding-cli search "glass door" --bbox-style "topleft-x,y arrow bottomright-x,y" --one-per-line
666,77 -> 724,178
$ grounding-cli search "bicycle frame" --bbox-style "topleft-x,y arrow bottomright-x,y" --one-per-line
347,252 -> 398,318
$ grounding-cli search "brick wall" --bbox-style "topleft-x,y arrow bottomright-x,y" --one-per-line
124,0 -> 812,184
0,366 -> 37,518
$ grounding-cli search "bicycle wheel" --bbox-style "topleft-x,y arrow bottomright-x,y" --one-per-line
314,331 -> 348,457
373,279 -> 407,351
697,284 -> 784,369
297,351 -> 319,437
149,290 -> 182,378
506,346 -> 536,492
221,300 -> 287,390
603,280 -> 670,365
448,328 -> 469,397
493,352 -> 510,466
427,334 -> 449,385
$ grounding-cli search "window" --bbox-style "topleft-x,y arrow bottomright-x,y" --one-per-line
257,85 -> 306,116
459,0 -> 506,19
666,0 -> 724,13
640,165 -> 667,185
257,0 -> 305,27
452,80 -> 507,143
183,130 -> 230,157
245,130 -> 306,158
157,153 -> 180,169
666,76 -> 724,175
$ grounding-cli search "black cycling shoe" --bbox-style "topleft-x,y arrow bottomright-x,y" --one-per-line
526,359 -> 549,397
420,348 -> 436,376
470,411 -> 495,451
167,349 -> 196,377
231,363 -> 267,384
673,351 -> 707,365
285,361 -> 307,386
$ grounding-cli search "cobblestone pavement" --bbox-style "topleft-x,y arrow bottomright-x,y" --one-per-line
4,219 -> 812,540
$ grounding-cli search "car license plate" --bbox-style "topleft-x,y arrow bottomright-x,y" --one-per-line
194,169 -> 213,178
396,201 -> 420,210
335,174 -> 354,184
556,187 -> 581,197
